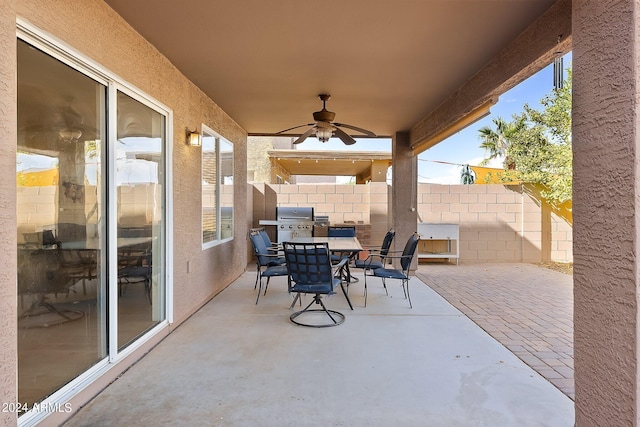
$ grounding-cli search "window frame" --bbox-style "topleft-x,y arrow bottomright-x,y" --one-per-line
201,124 -> 234,249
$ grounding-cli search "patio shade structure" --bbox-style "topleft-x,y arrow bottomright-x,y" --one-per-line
6,1 -> 640,427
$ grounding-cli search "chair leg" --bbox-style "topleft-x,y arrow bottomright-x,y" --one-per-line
289,294 -> 345,327
338,280 -> 354,310
363,272 -> 368,307
264,277 -> 271,295
255,275 -> 263,305
145,278 -> 152,304
314,296 -> 341,324
289,292 -> 300,309
405,279 -> 412,308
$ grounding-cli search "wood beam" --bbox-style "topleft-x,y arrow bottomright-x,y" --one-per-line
410,0 -> 572,154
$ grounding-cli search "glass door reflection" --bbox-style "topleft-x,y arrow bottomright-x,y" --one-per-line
116,91 -> 166,350
17,39 -> 107,408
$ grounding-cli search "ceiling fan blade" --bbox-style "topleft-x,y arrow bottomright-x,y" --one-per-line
293,126 -> 317,144
333,122 -> 376,137
275,123 -> 315,134
334,127 -> 357,145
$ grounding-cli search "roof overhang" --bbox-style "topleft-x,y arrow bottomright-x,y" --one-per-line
104,0 -> 569,143
268,150 -> 391,177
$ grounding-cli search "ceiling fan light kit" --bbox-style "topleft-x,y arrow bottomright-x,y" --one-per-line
315,121 -> 333,142
58,128 -> 82,143
276,94 -> 376,145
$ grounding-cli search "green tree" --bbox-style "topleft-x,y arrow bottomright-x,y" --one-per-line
479,69 -> 572,206
478,117 -> 524,169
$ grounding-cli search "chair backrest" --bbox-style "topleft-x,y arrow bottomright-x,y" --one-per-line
328,226 -> 356,237
249,231 -> 271,266
18,248 -> 74,294
258,229 -> 275,248
400,233 -> 420,271
379,229 -> 395,261
283,242 -> 333,287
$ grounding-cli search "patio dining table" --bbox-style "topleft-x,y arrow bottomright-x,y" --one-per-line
289,236 -> 363,253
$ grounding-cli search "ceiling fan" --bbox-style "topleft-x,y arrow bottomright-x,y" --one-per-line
21,103 -> 95,144
276,94 -> 376,145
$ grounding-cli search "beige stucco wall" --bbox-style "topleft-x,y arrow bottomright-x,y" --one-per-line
392,132 -> 419,255
0,1 -> 18,425
247,136 -> 275,183
573,1 -> 638,424
418,183 -> 573,263
6,0 -> 248,423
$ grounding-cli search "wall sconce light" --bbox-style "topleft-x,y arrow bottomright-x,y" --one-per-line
187,129 -> 201,146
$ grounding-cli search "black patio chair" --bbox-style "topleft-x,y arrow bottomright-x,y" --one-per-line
118,246 -> 152,304
249,230 -> 288,304
17,247 -> 85,327
283,241 -> 349,327
327,225 -> 357,281
251,227 -> 283,256
364,232 -> 420,308
353,228 -> 395,273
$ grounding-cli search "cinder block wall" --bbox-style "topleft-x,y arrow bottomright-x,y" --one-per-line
268,183 -> 371,225
20,182 -> 573,263
253,182 -> 573,263
417,183 -> 572,263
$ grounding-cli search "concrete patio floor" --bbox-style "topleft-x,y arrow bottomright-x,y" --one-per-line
64,263 -> 574,427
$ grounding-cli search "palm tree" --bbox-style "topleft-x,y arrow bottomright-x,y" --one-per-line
478,117 -> 521,169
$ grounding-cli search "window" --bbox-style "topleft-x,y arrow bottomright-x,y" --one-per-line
202,125 -> 234,247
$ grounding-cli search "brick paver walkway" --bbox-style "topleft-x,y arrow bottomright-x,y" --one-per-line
416,263 -> 574,399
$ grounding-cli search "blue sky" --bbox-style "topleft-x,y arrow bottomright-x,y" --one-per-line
302,52 -> 572,184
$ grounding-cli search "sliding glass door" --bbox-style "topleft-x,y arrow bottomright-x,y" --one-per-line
17,36 -> 168,412
17,38 -> 108,408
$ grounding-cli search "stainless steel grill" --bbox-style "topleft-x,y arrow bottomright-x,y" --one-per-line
276,207 -> 314,242
258,207 -> 315,242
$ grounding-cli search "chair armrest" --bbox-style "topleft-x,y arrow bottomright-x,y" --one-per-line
383,253 -> 414,268
362,246 -> 385,254
332,257 -> 349,273
363,251 -> 385,261
385,248 -> 406,254
384,253 -> 412,260
259,253 -> 284,258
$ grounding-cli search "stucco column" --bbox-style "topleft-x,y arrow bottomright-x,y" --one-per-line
0,1 -> 17,425
573,1 -> 640,424
391,132 -> 418,256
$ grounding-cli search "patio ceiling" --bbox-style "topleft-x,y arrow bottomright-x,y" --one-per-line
104,0 -> 567,149
268,149 -> 391,176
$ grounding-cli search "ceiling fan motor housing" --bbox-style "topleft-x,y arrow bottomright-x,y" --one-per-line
313,109 -> 336,122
